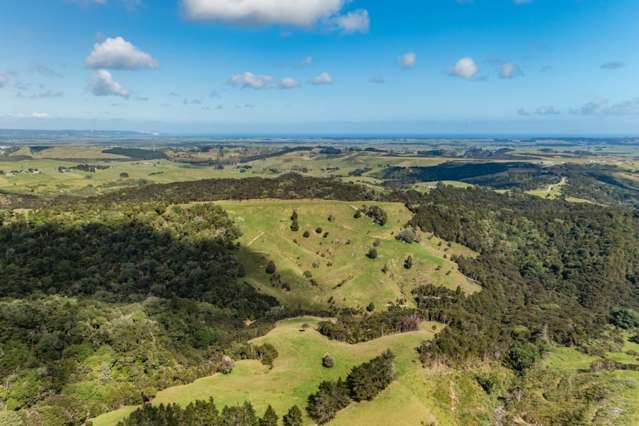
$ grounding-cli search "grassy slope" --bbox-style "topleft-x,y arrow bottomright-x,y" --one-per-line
541,337 -> 639,425
216,199 -> 479,310
92,317 -> 500,426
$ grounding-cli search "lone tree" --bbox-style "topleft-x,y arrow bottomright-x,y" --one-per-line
367,248 -> 378,259
290,210 -> 299,231
396,228 -> 419,244
265,261 -> 277,274
322,353 -> 335,368
303,230 -> 310,238
404,255 -> 413,270
283,406 -> 303,426
219,355 -> 235,374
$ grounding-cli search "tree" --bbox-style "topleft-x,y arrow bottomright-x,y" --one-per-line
303,231 -> 310,238
219,355 -> 235,374
367,248 -> 378,259
322,353 -> 335,368
366,302 -> 375,312
306,379 -> 350,424
290,210 -> 299,231
506,343 -> 540,373
396,228 -> 419,244
259,405 -> 278,426
221,402 -> 258,426
347,350 -> 395,401
404,256 -> 413,270
282,406 -> 303,426
265,261 -> 277,274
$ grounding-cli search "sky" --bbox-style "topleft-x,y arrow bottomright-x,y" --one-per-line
1,0 -> 638,135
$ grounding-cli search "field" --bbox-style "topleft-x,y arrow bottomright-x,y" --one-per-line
215,199 -> 479,310
91,316 -> 500,426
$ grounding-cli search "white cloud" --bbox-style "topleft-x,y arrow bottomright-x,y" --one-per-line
450,57 -> 478,80
0,73 -> 8,88
335,9 -> 369,34
302,56 -> 314,66
31,112 -> 50,119
601,61 -> 626,70
399,52 -> 416,69
572,98 -> 639,116
499,62 -> 523,79
279,77 -> 300,89
86,36 -> 158,70
229,72 -> 272,89
535,106 -> 560,115
182,0 -> 345,27
91,70 -> 130,98
310,72 -> 333,85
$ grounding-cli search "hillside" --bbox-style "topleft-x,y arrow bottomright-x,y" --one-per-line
217,199 -> 478,310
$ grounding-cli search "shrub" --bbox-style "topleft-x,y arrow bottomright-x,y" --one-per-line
506,342 -> 540,373
219,355 -> 235,374
359,206 -> 388,226
315,227 -> 323,234
366,302 -> 375,312
396,228 -> 419,244
367,248 -> 378,259
322,353 -> 335,368
303,231 -> 310,238
265,261 -> 277,274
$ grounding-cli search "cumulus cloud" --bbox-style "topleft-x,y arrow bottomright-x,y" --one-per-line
182,0 -> 344,27
600,61 -> 626,70
499,62 -> 523,79
90,70 -> 130,98
335,9 -> 369,34
450,57 -> 478,80
310,72 -> 333,85
279,77 -> 300,89
86,36 -> 158,70
399,52 -> 416,69
229,72 -> 272,89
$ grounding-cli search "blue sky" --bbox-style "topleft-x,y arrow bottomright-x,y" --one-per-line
1,0 -> 638,135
